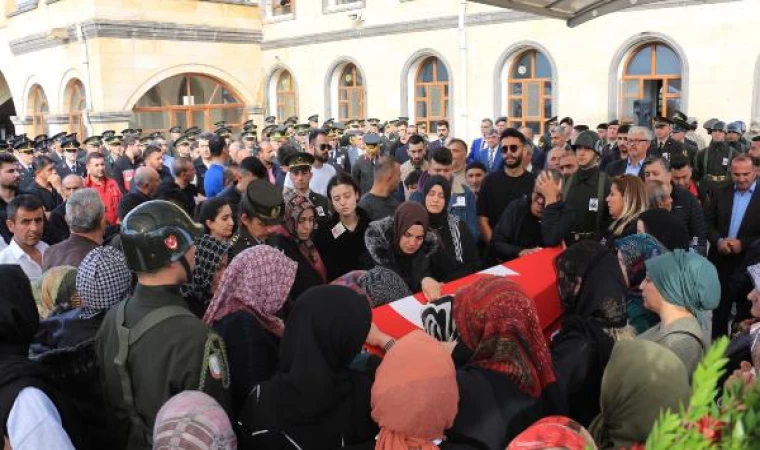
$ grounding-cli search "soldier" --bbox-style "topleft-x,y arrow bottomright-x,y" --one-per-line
56,135 -> 86,178
308,114 -> 319,129
326,123 -> 350,173
694,120 -> 737,204
48,132 -> 67,164
726,121 -> 747,154
351,133 -> 381,195
13,136 -> 35,190
282,152 -> 331,228
670,119 -> 698,163
95,200 -> 231,449
229,179 -> 284,259
648,117 -> 686,161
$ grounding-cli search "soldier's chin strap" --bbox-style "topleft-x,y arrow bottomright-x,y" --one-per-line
180,254 -> 193,283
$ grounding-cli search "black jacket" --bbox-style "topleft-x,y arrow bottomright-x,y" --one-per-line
648,137 -> 687,161
490,197 -> 576,262
313,209 -> 373,282
56,161 -> 87,179
605,158 -> 644,178
429,214 -> 481,282
268,234 -> 325,304
670,185 -> 707,242
563,166 -> 612,237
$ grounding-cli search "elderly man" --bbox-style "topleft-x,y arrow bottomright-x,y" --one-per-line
545,147 -> 565,171
559,150 -> 579,177
118,167 -> 159,213
474,128 -> 502,173
607,126 -> 649,177
642,156 -> 706,248
47,174 -> 82,244
42,188 -> 105,270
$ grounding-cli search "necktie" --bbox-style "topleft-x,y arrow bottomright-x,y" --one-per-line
71,165 -> 76,173
658,142 -> 663,152
488,148 -> 495,169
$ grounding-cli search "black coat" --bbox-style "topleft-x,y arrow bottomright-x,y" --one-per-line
313,209 -> 373,282
56,161 -> 87,179
648,137 -> 687,161
268,234 -> 325,305
429,214 -> 481,282
605,158 -> 644,178
670,185 -> 707,242
490,197 -> 576,262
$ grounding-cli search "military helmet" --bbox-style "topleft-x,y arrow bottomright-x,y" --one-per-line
120,200 -> 203,273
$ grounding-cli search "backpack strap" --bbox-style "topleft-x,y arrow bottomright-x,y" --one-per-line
113,302 -> 195,445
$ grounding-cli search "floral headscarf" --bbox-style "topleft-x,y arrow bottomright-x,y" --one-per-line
32,266 -> 79,319
181,235 -> 231,316
454,276 -> 556,398
203,246 -> 297,337
273,192 -> 327,282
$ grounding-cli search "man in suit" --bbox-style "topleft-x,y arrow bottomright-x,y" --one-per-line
56,135 -> 86,179
468,118 -> 493,164
606,126 -> 649,177
427,119 -> 450,157
475,128 -> 503,173
648,117 -> 687,161
706,155 -> 760,337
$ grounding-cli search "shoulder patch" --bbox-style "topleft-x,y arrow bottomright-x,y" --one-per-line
199,332 -> 231,391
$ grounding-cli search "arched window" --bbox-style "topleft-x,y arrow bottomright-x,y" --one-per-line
507,50 -> 553,135
415,57 -> 448,133
338,63 -> 364,122
28,85 -> 48,137
620,42 -> 682,124
65,79 -> 86,138
276,70 -> 297,120
131,74 -> 246,134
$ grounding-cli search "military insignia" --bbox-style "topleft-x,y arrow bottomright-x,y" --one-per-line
164,234 -> 178,250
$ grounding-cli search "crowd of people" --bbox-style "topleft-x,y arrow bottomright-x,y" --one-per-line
0,110 -> 759,450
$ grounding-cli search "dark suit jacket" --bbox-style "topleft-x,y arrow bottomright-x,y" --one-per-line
605,159 -> 644,178
56,161 -> 87,178
705,183 -> 760,262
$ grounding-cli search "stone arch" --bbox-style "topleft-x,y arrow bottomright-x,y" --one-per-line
323,57 -> 368,123
400,48 -> 454,130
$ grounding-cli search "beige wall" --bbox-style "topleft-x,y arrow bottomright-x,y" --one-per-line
262,0 -> 760,142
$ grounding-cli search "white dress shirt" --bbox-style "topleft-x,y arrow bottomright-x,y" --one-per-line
0,239 -> 48,282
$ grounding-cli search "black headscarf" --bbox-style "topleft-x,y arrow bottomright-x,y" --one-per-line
277,285 -> 372,422
638,208 -> 690,251
423,175 -> 452,229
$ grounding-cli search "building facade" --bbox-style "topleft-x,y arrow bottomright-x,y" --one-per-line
1,0 -> 760,143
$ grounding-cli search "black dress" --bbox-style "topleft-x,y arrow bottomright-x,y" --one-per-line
268,234 -> 325,304
313,208 -> 372,282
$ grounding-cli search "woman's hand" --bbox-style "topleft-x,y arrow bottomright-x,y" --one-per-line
366,322 -> 393,349
421,277 -> 442,301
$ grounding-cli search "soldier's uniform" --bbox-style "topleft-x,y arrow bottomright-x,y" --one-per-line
12,137 -> 36,190
228,179 -> 285,259
693,121 -> 737,203
95,201 -> 231,450
282,152 -> 332,229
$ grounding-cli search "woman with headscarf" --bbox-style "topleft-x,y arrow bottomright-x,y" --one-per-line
238,285 -> 378,449
614,233 -> 669,334
603,175 -> 648,246
0,265 -> 79,450
31,246 -> 132,450
637,250 -> 720,375
203,245 -> 297,415
365,201 -> 443,301
31,266 -> 80,319
422,176 -> 479,282
153,391 -> 236,450
270,192 -> 328,302
444,276 -> 560,449
636,208 -> 690,251
551,241 -> 629,426
371,330 -> 458,450
589,340 -> 690,449
180,235 -> 231,318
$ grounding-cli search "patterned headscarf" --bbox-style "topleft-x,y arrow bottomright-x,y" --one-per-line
508,416 -> 597,450
358,267 -> 412,307
203,246 -> 297,337
153,391 -> 237,450
77,246 -> 133,319
181,235 -> 231,312
372,331 -> 458,450
614,233 -> 669,289
453,276 -> 556,398
274,192 -> 327,282
32,266 -> 79,319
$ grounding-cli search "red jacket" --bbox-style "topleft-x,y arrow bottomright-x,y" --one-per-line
83,175 -> 122,224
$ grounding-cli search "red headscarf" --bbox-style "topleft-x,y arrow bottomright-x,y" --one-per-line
453,276 -> 556,398
507,416 -> 596,450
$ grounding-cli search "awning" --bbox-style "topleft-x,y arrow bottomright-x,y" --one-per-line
469,0 -> 667,27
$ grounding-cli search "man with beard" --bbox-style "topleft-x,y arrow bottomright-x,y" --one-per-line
600,123 -> 630,170
427,120 -> 451,156
476,128 -> 535,245
400,134 -> 428,197
694,120 -> 738,203
0,153 -> 20,244
112,136 -> 141,194
562,130 -> 612,242
285,129 -> 336,197
83,152 -> 122,225
258,140 -> 279,184
143,145 -> 174,184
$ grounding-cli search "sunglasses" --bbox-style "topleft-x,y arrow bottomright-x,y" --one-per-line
319,144 -> 330,151
501,144 -> 521,153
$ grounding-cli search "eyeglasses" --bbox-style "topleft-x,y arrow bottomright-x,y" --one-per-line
501,144 -> 521,153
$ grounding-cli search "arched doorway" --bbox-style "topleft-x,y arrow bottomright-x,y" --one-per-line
507,49 -> 553,135
28,84 -> 48,137
620,42 -> 682,124
131,74 -> 247,134
65,79 -> 86,138
414,57 -> 449,133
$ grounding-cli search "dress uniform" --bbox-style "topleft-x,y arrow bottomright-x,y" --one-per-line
56,135 -> 87,178
649,117 -> 687,161
167,126 -> 183,156
95,201 -> 231,450
12,137 -> 36,190
48,132 -> 67,164
694,121 -> 737,203
228,180 -> 285,259
351,133 -> 381,195
326,124 -> 350,173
